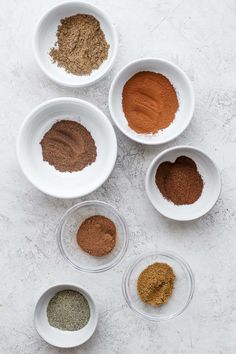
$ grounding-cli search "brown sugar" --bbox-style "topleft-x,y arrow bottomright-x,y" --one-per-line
137,263 -> 175,306
77,215 -> 117,257
122,71 -> 179,134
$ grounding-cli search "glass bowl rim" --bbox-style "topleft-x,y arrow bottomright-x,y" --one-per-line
122,250 -> 195,321
57,200 -> 129,273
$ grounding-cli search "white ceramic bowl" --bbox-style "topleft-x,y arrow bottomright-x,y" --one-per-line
34,284 -> 98,348
58,200 -> 129,273
109,58 -> 194,145
145,146 -> 221,221
122,250 -> 194,321
34,1 -> 118,87
17,97 -> 117,198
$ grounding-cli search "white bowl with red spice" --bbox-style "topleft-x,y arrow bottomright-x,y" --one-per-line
57,200 -> 129,272
145,146 -> 221,221
34,1 -> 118,87
122,250 -> 194,321
16,97 -> 117,198
109,58 -> 194,145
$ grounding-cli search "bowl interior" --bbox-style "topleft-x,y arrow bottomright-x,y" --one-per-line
34,284 -> 98,348
34,2 -> 117,86
58,202 -> 128,272
109,58 -> 194,144
146,147 -> 221,220
123,252 -> 194,321
17,99 -> 117,198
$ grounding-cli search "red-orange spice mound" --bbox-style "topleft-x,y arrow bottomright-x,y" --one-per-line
122,71 -> 179,134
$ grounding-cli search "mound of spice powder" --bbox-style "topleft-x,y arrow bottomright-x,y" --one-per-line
155,156 -> 204,205
137,263 -> 176,306
40,120 -> 97,173
77,215 -> 116,257
50,14 -> 109,75
122,71 -> 179,134
47,290 -> 90,331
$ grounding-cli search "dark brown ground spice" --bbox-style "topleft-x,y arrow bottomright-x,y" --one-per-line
137,263 -> 176,306
40,120 -> 97,173
155,156 -> 203,205
77,215 -> 117,257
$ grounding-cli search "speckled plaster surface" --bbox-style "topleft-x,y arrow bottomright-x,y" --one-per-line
1,0 -> 236,353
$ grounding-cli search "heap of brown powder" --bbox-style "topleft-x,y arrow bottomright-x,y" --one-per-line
137,263 -> 175,307
40,120 -> 97,173
155,156 -> 203,205
50,14 -> 110,75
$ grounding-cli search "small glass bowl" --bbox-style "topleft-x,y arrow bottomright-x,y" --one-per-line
122,250 -> 194,321
58,201 -> 128,273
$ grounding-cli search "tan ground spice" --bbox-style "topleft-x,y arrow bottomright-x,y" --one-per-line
50,14 -> 110,75
77,215 -> 117,257
137,263 -> 175,306
40,120 -> 97,173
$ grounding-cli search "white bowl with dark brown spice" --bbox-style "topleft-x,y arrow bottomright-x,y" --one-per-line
57,201 -> 129,272
145,146 -> 221,221
34,283 -> 98,348
34,1 -> 118,87
109,58 -> 194,145
16,97 -> 117,198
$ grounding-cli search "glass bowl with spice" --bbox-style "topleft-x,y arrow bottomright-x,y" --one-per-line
109,58 -> 194,145
34,2 -> 118,87
145,145 -> 221,221
34,283 -> 98,348
57,201 -> 128,273
122,250 -> 194,322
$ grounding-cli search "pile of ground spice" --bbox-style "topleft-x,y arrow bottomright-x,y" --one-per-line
47,290 -> 90,331
50,14 -> 110,75
77,215 -> 116,257
122,71 -> 179,134
40,120 -> 97,173
137,263 -> 175,306
155,156 -> 204,205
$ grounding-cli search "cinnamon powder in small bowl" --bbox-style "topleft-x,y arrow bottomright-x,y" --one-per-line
77,215 -> 117,257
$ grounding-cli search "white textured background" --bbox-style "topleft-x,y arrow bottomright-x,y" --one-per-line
1,0 -> 236,353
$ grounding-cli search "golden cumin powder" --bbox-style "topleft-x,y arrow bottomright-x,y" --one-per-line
50,14 -> 110,75
137,262 -> 175,306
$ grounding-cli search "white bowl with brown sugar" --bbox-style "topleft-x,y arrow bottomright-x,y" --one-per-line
34,2 -> 118,87
17,97 -> 117,198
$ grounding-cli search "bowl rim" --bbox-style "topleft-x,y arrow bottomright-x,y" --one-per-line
34,283 -> 98,348
145,145 -> 222,221
122,250 -> 195,322
16,97 -> 117,199
33,1 -> 118,87
109,57 -> 195,145
57,200 -> 129,273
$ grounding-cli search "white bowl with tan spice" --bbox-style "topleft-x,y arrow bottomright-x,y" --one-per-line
145,146 -> 221,221
57,200 -> 129,272
109,58 -> 195,145
34,283 -> 98,348
122,250 -> 194,321
17,97 -> 117,198
34,1 -> 118,87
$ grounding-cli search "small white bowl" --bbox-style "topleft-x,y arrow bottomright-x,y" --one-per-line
34,1 -> 118,87
34,284 -> 98,348
109,58 -> 194,145
17,97 -> 117,199
145,146 -> 221,221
